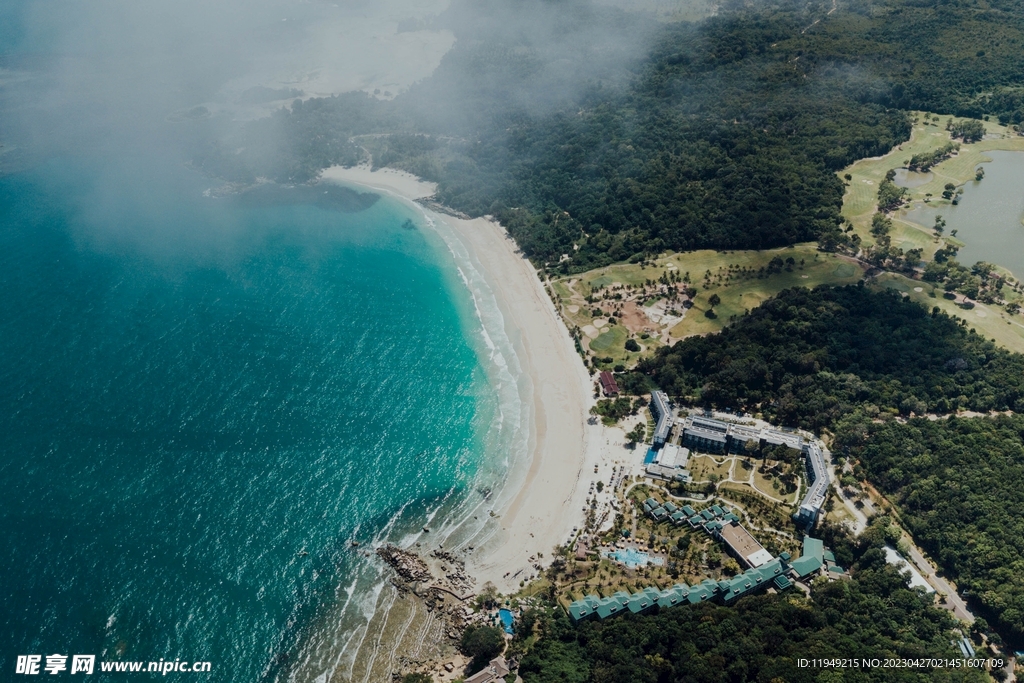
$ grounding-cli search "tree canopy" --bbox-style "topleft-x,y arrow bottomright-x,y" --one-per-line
835,414 -> 1024,642
199,0 -> 1024,272
631,285 -> 1024,431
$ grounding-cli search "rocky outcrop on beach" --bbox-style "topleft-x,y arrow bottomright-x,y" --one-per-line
376,544 -> 432,583
376,544 -> 473,636
429,548 -> 474,596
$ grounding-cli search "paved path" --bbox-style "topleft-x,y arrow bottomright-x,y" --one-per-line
901,535 -> 975,624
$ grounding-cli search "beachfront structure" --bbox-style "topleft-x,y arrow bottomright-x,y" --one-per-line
645,442 -> 690,481
650,391 -> 672,447
599,371 -> 620,397
796,442 -> 830,527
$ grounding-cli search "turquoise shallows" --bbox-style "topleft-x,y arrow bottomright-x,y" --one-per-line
0,158 -> 504,682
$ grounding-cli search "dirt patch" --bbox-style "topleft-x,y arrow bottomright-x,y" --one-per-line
618,301 -> 653,334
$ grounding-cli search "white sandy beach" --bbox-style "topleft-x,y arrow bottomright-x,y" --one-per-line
321,165 -> 633,595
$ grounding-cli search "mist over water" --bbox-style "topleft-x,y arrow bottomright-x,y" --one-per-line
0,0 -> 678,678
0,2 -> 516,680
0,151 -> 516,679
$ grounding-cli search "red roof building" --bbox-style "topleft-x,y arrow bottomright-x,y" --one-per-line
599,371 -> 620,397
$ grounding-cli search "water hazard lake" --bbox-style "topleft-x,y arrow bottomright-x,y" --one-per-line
903,150 -> 1024,277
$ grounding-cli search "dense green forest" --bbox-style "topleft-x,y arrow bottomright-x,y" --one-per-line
631,285 -> 1024,642
628,285 -> 1024,430
199,0 -> 1024,272
518,527 -> 985,683
834,414 -> 1024,643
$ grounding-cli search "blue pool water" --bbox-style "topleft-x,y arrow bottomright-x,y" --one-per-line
498,609 -> 514,634
644,448 -> 658,464
604,548 -> 664,568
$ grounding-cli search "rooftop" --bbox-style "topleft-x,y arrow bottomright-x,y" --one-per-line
720,522 -> 772,568
599,371 -> 620,396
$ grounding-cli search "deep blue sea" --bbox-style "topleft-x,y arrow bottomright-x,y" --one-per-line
0,156 -> 519,681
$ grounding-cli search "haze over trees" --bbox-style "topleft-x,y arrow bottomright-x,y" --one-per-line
197,0 -> 1024,276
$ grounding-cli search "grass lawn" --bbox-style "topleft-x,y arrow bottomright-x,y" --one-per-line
589,325 -> 628,354
669,249 -> 864,338
751,470 -> 785,501
688,455 -> 733,482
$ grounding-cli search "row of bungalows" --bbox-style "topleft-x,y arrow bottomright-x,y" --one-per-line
642,497 -> 705,526
646,497 -> 781,571
567,539 -> 842,624
567,560 -> 794,624
645,501 -> 737,535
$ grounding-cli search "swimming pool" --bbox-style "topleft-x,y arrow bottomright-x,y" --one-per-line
604,548 -> 664,569
498,608 -> 514,634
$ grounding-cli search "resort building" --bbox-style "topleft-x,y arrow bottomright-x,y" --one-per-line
675,414 -> 830,527
599,371 -> 620,397
645,442 -> 690,481
464,657 -> 510,683
718,520 -> 774,568
789,536 -> 826,579
567,558 -> 793,624
679,416 -> 729,453
566,535 -> 845,625
679,415 -> 804,455
650,390 -> 672,447
796,442 -> 830,527
788,536 -> 846,581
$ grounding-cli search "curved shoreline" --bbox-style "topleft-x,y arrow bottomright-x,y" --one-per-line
319,165 -> 611,594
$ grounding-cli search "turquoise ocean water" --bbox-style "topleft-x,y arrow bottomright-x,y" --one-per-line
0,156 -> 523,680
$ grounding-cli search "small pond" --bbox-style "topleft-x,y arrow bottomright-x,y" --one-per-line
893,168 -> 934,188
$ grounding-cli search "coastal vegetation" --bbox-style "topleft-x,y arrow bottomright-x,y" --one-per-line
460,625 -> 507,674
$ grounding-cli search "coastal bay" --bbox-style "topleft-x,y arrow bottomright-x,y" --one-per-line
322,165 -> 624,593
319,165 -> 633,680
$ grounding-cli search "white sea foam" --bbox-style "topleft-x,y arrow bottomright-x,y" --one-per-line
287,180 -> 534,682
